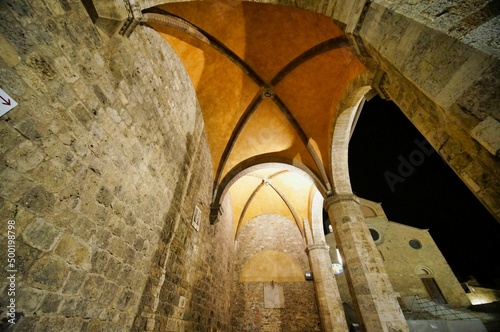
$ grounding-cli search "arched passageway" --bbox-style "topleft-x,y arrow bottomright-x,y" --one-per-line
0,0 -> 497,331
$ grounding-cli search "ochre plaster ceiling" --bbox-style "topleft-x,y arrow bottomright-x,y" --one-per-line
147,1 -> 368,234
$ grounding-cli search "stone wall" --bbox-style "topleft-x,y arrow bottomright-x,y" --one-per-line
366,216 -> 471,308
0,0 -> 233,330
346,0 -> 500,221
231,214 -> 321,332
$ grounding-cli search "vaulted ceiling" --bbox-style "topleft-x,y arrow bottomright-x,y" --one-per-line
146,1 -> 368,235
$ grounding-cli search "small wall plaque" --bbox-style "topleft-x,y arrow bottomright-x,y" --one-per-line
264,284 -> 284,309
192,205 -> 201,231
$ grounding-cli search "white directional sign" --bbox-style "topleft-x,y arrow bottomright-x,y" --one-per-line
0,88 -> 18,117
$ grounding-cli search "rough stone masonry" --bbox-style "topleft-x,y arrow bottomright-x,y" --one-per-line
0,0 -> 234,330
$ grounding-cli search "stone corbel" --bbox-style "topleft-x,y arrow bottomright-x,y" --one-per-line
81,0 -> 143,38
371,68 -> 390,100
209,203 -> 224,224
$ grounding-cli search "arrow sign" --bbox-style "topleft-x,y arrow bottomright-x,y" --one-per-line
0,88 -> 18,117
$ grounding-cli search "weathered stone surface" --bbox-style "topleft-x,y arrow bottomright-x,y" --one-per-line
19,185 -> 55,215
55,235 -> 92,270
0,0 -> 236,330
29,256 -> 69,292
0,0 -> 497,330
472,116 -> 500,156
232,214 -> 321,331
22,218 -> 61,252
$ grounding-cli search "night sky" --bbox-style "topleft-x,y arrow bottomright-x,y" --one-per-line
348,96 -> 500,287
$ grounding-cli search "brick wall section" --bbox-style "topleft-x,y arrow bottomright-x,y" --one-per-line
232,214 -> 321,331
0,0 -> 233,330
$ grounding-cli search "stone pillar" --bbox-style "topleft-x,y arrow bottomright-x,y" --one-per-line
324,194 -> 409,332
304,224 -> 348,332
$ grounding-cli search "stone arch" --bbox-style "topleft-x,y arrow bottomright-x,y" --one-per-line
415,265 -> 435,277
122,0 -> 498,221
330,85 -> 373,195
133,0 -> 336,16
233,170 -> 306,240
88,0 -> 498,219
210,156 -> 328,223
358,198 -> 386,218
309,187 -> 327,244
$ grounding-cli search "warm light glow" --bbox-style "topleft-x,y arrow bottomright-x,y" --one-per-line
160,33 -> 206,89
336,248 -> 342,265
467,287 -> 500,305
332,263 -> 343,275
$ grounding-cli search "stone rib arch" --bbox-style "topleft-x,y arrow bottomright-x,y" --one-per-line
234,171 -> 305,240
330,85 -> 373,195
210,156 -> 327,223
141,9 -> 351,198
124,0 -> 499,220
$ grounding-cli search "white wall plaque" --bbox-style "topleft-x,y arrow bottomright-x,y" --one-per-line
264,284 -> 284,309
192,205 -> 201,231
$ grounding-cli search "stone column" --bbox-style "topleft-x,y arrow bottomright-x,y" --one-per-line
324,194 -> 409,332
304,223 -> 348,332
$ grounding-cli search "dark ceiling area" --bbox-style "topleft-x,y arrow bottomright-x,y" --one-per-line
349,96 -> 500,287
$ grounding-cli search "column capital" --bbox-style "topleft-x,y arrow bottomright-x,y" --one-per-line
324,193 -> 360,208
305,242 -> 330,254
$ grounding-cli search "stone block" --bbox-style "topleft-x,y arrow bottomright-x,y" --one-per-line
471,116 -> 500,156
93,227 -> 112,250
25,52 -> 56,80
90,249 -> 110,274
84,318 -> 102,332
22,218 -> 61,252
80,274 -> 106,302
0,121 -> 24,155
62,268 -> 88,295
0,167 -> 34,203
12,316 -> 39,331
28,159 -> 69,193
99,281 -> 121,305
68,102 -> 94,129
17,287 -> 45,313
118,264 -> 136,289
96,185 -> 114,207
0,32 -> 21,66
55,234 -> 92,270
29,256 -> 69,291
103,255 -> 122,281
116,289 -> 135,311
18,185 -> 55,215
39,292 -> 64,313
107,235 -> 126,259
58,296 -> 79,317
54,55 -> 80,83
